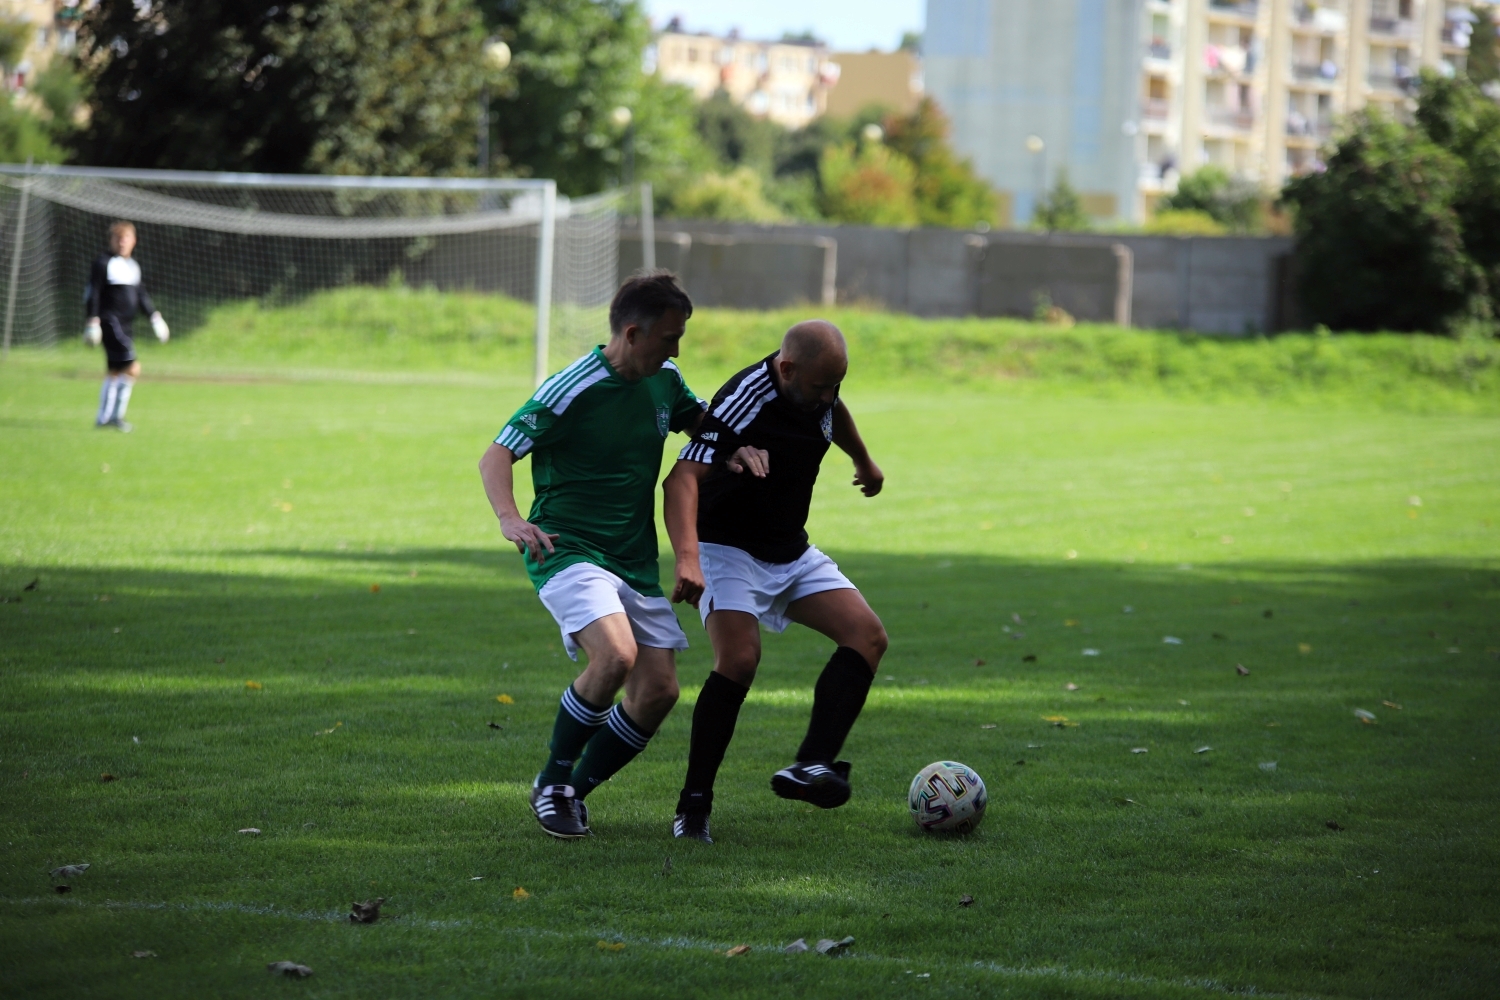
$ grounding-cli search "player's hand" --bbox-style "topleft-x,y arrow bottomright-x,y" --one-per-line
852,457 -> 884,497
671,555 -> 705,608
151,312 -> 170,343
84,318 -> 101,347
499,513 -> 559,565
726,446 -> 769,477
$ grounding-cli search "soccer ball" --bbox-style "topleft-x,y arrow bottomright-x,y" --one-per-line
908,761 -> 987,834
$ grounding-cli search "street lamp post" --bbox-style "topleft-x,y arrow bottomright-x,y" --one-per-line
479,39 -> 512,173
611,105 -> 635,186
1026,134 -> 1046,224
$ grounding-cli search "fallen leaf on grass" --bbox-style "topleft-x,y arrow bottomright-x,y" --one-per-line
496,694 -> 515,705
1326,820 -> 1345,831
487,722 -> 502,730
100,773 -> 116,782
1259,762 -> 1277,772
50,864 -> 89,879
315,721 -> 343,735
1081,649 -> 1099,657
370,584 -> 380,593
816,936 -> 854,955
1027,743 -> 1043,749
979,724 -> 997,730
1011,613 -> 1023,624
1163,636 -> 1183,645
725,945 -> 751,957
267,961 -> 313,977
1111,797 -> 1136,806
1064,619 -> 1078,627
132,951 -> 156,959
349,898 -> 383,924
1022,654 -> 1037,663
1298,643 -> 1312,654
1194,746 -> 1212,754
1065,682 -> 1080,690
1382,701 -> 1402,710
244,681 -> 262,691
596,940 -> 625,952
1131,748 -> 1149,754
238,828 -> 261,835
784,939 -> 809,954
1353,709 -> 1377,724
470,876 -> 483,881
1236,664 -> 1250,676
513,887 -> 530,900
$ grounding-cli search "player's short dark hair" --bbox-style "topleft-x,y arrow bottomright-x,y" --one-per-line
609,271 -> 693,336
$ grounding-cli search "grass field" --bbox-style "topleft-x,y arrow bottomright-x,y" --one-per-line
2,300 -> 1499,998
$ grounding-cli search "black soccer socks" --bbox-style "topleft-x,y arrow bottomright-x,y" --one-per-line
538,684 -> 609,787
795,646 -> 874,764
677,671 -> 750,815
572,703 -> 654,798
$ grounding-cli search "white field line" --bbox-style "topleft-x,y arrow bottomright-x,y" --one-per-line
4,895 -> 1326,999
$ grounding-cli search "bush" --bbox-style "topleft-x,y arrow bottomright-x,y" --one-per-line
1032,170 -> 1090,232
1159,165 -> 1262,232
1282,110 -> 1483,332
819,141 -> 919,226
671,167 -> 785,223
1144,209 -> 1227,236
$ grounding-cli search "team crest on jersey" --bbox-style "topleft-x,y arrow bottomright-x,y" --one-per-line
656,405 -> 671,437
820,408 -> 834,442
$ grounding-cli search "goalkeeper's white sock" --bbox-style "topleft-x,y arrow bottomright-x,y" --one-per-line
112,376 -> 135,422
96,376 -> 119,426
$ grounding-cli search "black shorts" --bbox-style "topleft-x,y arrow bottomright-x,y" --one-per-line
102,314 -> 136,370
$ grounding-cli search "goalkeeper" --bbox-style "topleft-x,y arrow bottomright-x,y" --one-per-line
86,220 -> 169,432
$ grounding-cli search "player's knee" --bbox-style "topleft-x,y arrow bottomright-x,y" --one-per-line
860,621 -> 889,670
715,650 -> 759,686
640,673 -> 680,715
591,645 -> 636,685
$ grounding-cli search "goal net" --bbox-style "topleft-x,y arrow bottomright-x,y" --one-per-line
0,166 -> 622,382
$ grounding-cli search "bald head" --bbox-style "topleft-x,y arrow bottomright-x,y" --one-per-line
781,320 -> 847,367
773,319 -> 848,410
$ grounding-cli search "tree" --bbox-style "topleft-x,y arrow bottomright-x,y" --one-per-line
882,98 -> 998,228
1032,169 -> 1090,232
1159,165 -> 1261,232
72,0 -> 486,175
696,90 -> 779,176
672,166 -> 784,222
476,0 -> 707,195
1468,5 -> 1499,88
819,141 -> 918,226
1282,110 -> 1481,332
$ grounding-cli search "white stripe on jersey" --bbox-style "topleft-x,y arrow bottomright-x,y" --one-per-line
713,367 -> 775,431
550,365 -> 611,415
535,353 -> 603,408
725,381 -> 776,433
678,441 -> 715,464
497,424 -> 533,457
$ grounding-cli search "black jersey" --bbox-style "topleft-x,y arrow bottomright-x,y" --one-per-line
680,352 -> 836,564
86,253 -> 155,321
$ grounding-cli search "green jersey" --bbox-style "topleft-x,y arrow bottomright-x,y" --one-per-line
496,347 -> 704,596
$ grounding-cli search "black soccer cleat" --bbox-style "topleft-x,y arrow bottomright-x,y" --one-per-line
673,812 -> 713,844
529,782 -> 589,839
771,760 -> 852,809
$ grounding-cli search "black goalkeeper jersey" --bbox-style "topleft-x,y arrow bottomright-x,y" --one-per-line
86,253 -> 155,321
680,352 -> 836,564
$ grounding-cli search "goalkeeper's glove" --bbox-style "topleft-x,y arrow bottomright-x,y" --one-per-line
84,318 -> 101,347
151,312 -> 170,343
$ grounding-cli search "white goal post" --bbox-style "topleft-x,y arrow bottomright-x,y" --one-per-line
0,164 -> 623,385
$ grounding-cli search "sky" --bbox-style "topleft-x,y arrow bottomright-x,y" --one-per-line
642,0 -> 926,53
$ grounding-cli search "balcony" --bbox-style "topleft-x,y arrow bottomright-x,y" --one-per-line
1441,26 -> 1472,49
1147,40 -> 1172,60
1206,106 -> 1256,130
1369,17 -> 1416,39
1142,98 -> 1171,120
1293,4 -> 1346,32
1368,68 -> 1416,92
1291,61 -> 1339,82
1208,0 -> 1259,19
1285,115 -> 1333,139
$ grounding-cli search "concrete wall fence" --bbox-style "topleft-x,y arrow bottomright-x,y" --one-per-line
618,220 -> 1299,335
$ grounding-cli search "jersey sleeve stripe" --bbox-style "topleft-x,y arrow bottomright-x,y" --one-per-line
535,354 -> 604,408
533,354 -> 593,402
678,441 -> 714,464
726,384 -> 777,433
496,425 -> 534,457
713,368 -> 773,426
550,366 -> 612,415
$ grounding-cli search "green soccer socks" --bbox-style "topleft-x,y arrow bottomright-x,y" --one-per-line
572,703 -> 654,798
537,684 -> 610,788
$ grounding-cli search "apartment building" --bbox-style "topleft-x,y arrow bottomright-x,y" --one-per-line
925,0 -> 1494,225
651,25 -> 842,129
3,0 -> 79,92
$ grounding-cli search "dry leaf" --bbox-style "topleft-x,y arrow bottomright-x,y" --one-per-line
1382,700 -> 1402,710
1259,762 -> 1277,772
596,940 -> 625,952
267,961 -> 313,978
1081,649 -> 1100,657
513,886 -> 530,900
1298,643 -> 1312,654
244,681 -> 262,690
316,721 -> 343,735
496,694 -> 515,705
132,950 -> 156,959
784,939 -> 809,954
1194,746 -> 1212,754
369,584 -> 380,593
349,898 -> 384,924
1326,820 -> 1344,831
100,773 -> 116,782
1131,748 -> 1149,754
1163,636 -> 1183,645
214,658 -> 224,664
725,945 -> 751,957
1011,613 -> 1023,624
238,828 -> 261,835
1236,664 -> 1250,676
1111,796 -> 1136,806
50,864 -> 88,879
815,936 -> 854,955
959,894 -> 974,907
1064,619 -> 1078,627
1353,708 -> 1376,724
979,723 -> 997,729
1065,682 -> 1079,690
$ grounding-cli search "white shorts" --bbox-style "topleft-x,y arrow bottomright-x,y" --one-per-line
538,562 -> 689,661
699,542 -> 856,633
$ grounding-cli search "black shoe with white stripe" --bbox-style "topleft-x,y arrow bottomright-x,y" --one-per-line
771,760 -> 852,809
530,781 -> 589,839
673,812 -> 713,843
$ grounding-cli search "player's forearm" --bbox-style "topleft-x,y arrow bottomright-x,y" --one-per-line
831,401 -> 873,464
662,462 -> 703,561
479,444 -> 525,524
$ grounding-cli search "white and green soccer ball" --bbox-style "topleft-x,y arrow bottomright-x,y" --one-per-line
908,760 -> 987,834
